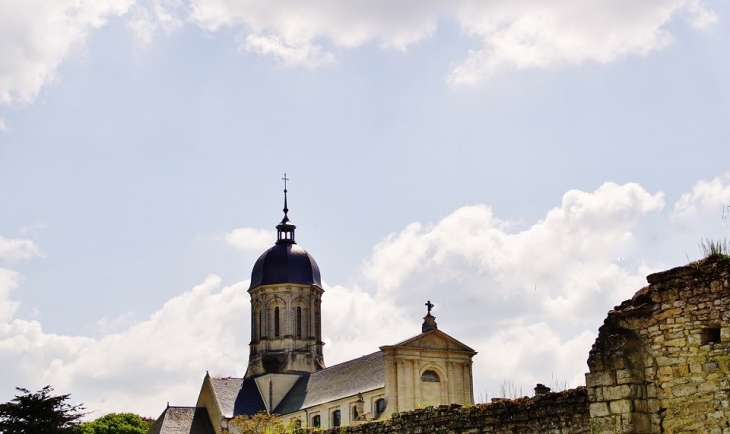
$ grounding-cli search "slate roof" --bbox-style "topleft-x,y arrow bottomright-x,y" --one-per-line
147,407 -> 215,434
274,351 -> 385,414
249,243 -> 322,289
209,376 -> 267,418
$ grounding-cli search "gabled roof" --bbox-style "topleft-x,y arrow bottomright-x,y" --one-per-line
382,328 -> 476,354
208,376 -> 267,418
147,407 -> 215,434
274,351 -> 385,415
207,377 -> 242,418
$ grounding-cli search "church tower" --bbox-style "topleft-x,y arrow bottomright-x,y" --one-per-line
245,177 -> 325,379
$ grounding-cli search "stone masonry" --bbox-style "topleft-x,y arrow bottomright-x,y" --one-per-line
587,256 -> 730,433
315,388 -> 589,434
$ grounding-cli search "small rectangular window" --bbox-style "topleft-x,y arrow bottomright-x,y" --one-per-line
312,415 -> 320,428
702,327 -> 721,345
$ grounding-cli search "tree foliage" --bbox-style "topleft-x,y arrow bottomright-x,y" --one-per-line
0,386 -> 85,434
225,412 -> 299,434
76,412 -> 154,434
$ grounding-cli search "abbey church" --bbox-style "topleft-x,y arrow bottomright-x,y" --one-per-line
148,187 -> 477,433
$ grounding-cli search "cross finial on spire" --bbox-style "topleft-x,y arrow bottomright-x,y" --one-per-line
282,173 -> 289,216
425,300 -> 434,315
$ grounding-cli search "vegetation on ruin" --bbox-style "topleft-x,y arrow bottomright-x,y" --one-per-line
699,238 -> 730,259
225,412 -> 301,434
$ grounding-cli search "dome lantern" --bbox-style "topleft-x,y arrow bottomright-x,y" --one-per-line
276,174 -> 296,244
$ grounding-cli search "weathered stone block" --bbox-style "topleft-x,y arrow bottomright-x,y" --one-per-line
589,403 -> 610,418
602,385 -> 636,400
609,399 -> 632,414
616,369 -> 641,385
586,372 -> 614,387
671,383 -> 698,397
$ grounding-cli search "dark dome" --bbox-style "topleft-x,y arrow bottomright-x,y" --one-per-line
249,243 -> 322,290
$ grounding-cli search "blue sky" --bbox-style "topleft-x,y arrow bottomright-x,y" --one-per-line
1,0 -> 730,418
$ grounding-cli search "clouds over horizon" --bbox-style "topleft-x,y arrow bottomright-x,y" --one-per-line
0,0 -> 134,105
2,176 -> 726,415
0,0 -> 718,107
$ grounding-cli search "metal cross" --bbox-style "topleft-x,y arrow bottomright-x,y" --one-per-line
282,173 -> 289,192
425,300 -> 434,315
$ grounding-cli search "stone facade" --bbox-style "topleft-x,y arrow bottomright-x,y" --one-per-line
246,282 -> 325,379
587,256 -> 730,433
380,328 -> 475,413
278,327 -> 477,430
282,388 -> 386,429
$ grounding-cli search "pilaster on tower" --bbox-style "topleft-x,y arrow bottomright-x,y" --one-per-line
245,177 -> 325,379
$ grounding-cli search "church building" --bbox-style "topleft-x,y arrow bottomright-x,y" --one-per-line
149,184 -> 477,433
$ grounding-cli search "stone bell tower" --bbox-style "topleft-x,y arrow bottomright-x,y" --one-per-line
245,175 -> 325,379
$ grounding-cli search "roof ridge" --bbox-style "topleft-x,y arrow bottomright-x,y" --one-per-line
310,350 -> 382,374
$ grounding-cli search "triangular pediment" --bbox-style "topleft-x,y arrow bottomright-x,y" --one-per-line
382,329 -> 476,353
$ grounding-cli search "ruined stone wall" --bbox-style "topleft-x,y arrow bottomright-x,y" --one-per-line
313,388 -> 588,434
587,256 -> 730,433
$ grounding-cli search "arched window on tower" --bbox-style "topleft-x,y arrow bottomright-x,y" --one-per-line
296,306 -> 302,339
252,307 -> 261,342
331,410 -> 341,427
274,306 -> 280,338
258,308 -> 263,340
315,308 -> 321,342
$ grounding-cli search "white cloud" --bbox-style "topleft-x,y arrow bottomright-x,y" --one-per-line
361,182 -> 665,393
0,0 -> 135,105
186,0 -> 716,80
0,269 -> 21,323
0,118 -> 7,132
471,322 -> 597,398
0,269 -> 407,417
226,227 -> 276,252
128,0 -> 184,45
0,235 -> 44,262
0,0 -> 718,101
364,182 -> 664,316
0,181 -> 702,417
243,35 -> 335,68
446,0 -> 715,84
321,283 -> 412,364
673,173 -> 730,220
0,274 -> 251,416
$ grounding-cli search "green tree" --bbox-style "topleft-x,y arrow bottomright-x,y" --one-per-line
0,386 -> 85,434
225,412 -> 298,434
76,413 -> 153,434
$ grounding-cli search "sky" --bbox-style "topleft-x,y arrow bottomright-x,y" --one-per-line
1,0 -> 730,419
